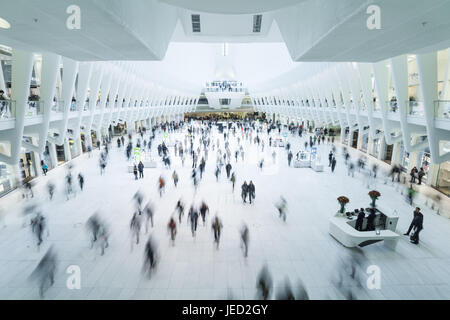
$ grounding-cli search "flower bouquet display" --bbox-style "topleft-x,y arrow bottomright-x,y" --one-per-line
368,190 -> 381,207
337,196 -> 349,214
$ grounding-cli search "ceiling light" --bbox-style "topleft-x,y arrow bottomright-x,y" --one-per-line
0,17 -> 11,29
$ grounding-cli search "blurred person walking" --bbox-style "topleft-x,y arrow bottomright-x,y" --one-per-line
168,217 -> 177,246
211,216 -> 223,249
30,246 -> 57,299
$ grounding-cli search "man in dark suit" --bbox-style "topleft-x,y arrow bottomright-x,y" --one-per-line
410,211 -> 424,244
355,209 -> 365,231
365,208 -> 376,231
404,207 -> 421,236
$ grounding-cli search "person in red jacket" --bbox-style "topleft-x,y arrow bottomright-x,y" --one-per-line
168,217 -> 177,246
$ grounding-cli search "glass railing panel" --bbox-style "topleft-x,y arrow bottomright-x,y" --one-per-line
69,101 -> 78,112
407,100 -> 424,116
360,101 -> 366,111
0,100 -> 15,119
373,100 -> 381,112
51,100 -> 65,112
434,100 -> 450,119
387,100 -> 399,113
26,100 -> 43,116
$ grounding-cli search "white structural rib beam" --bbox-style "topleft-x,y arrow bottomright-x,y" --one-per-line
390,54 -> 428,153
417,52 -> 450,164
53,57 -> 79,145
22,52 -> 60,154
72,62 -> 93,152
85,63 -> 104,148
372,60 -> 402,145
254,47 -> 450,165
0,49 -> 34,166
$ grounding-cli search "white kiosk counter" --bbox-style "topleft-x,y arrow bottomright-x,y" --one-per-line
294,151 -> 311,168
329,207 -> 400,249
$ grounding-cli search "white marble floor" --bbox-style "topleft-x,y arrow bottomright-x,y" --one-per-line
1,123 -> 450,300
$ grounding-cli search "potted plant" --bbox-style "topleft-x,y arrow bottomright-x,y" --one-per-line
337,196 -> 350,214
368,190 -> 381,207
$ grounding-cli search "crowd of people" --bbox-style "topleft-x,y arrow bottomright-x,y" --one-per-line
1,113 -> 444,300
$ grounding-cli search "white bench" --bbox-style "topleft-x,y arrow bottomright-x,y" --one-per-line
294,159 -> 310,168
329,216 -> 400,249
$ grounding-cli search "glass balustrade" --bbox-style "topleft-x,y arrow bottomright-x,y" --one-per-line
51,100 -> 65,112
407,100 -> 424,116
26,100 -> 43,116
434,100 -> 450,119
373,100 -> 381,112
387,100 -> 399,113
360,101 -> 366,111
0,100 -> 15,119
70,101 -> 77,112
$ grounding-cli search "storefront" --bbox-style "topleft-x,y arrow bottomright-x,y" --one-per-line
69,137 -> 80,159
419,149 -> 431,181
360,132 -> 369,153
113,123 -> 126,136
80,134 -> 86,153
351,130 -> 358,149
399,143 -> 410,172
91,131 -> 98,145
42,143 -> 53,169
436,161 -> 450,196
342,127 -> 350,145
384,144 -> 393,164
370,138 -> 381,158
56,144 -> 66,164
20,137 -> 38,182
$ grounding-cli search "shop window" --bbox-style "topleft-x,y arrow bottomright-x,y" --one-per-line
436,161 -> 450,196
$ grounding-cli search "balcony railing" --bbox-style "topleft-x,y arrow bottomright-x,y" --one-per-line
372,100 -> 382,112
0,100 -> 15,119
51,100 -> 65,112
407,100 -> 424,116
26,100 -> 43,116
387,100 -> 399,113
69,101 -> 78,112
434,100 -> 450,119
359,101 -> 366,111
